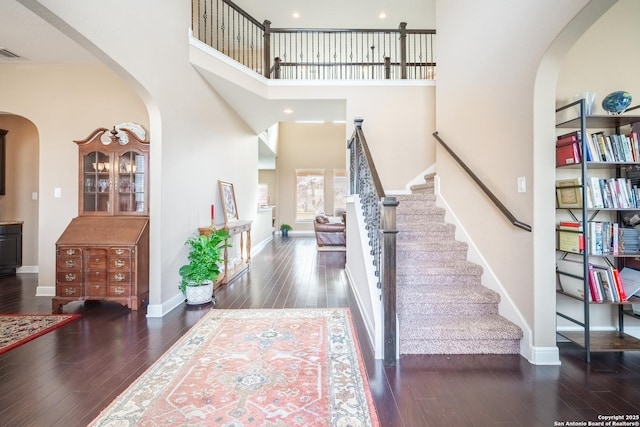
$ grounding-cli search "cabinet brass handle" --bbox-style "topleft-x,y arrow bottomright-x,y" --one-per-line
95,258 -> 101,263
64,273 -> 76,282
64,288 -> 75,296
114,273 -> 125,282
65,260 -> 76,268
115,249 -> 124,255
95,271 -> 100,276
114,287 -> 125,295
65,249 -> 76,256
114,260 -> 126,268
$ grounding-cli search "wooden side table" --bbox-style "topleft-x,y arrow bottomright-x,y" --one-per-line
198,220 -> 252,288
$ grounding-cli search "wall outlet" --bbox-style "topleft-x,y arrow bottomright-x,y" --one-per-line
517,176 -> 526,193
31,192 -> 38,200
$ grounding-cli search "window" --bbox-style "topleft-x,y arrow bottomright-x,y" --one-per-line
296,169 -> 324,221
257,183 -> 269,206
333,169 -> 347,216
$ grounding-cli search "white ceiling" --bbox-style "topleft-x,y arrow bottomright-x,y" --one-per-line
0,0 -> 96,63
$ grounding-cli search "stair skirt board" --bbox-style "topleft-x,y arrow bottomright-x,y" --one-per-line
395,173 -> 523,355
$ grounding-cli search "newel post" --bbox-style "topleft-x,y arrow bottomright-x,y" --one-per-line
399,22 -> 407,79
263,20 -> 272,78
380,196 -> 399,366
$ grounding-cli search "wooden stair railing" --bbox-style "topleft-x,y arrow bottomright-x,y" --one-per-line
348,118 -> 398,366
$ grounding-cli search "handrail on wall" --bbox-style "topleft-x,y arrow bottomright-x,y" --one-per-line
432,131 -> 532,232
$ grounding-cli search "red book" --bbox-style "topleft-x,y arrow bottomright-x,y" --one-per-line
612,268 -> 628,301
556,140 -> 581,166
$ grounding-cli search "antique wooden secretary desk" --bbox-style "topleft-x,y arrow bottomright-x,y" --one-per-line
53,125 -> 150,311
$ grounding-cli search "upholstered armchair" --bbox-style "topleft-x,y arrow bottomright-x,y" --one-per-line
314,214 -> 346,247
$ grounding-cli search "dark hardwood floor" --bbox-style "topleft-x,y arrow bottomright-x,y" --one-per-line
1,236 -> 640,426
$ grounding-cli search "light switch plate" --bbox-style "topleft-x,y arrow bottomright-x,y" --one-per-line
517,177 -> 526,193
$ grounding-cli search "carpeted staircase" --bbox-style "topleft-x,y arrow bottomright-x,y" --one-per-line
396,174 -> 523,354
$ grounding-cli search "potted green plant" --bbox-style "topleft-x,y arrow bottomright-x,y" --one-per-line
280,223 -> 292,237
178,229 -> 230,304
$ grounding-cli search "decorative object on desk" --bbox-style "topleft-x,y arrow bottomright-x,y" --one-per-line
87,308 -> 380,427
0,314 -> 80,355
280,223 -> 292,237
218,180 -> 239,223
178,229 -> 230,305
602,91 -> 632,115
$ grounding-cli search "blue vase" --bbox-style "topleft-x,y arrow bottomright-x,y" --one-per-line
601,91 -> 632,115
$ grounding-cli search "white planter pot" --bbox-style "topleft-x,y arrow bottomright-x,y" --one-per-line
185,280 -> 214,305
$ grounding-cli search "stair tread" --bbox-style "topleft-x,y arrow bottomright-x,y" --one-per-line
399,315 -> 523,339
398,285 -> 499,301
392,174 -> 522,355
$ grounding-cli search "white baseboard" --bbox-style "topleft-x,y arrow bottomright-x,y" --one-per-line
146,292 -> 185,318
36,285 -> 55,297
528,346 -> 561,365
17,265 -> 38,273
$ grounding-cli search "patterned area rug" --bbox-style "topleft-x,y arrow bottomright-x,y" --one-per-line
0,313 -> 80,355
89,308 -> 379,426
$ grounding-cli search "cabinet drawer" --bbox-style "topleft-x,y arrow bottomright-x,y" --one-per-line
56,271 -> 82,285
109,285 -> 131,297
86,269 -> 107,284
57,247 -> 82,257
85,283 -> 107,298
56,257 -> 82,271
56,284 -> 82,297
109,257 -> 131,270
109,271 -> 131,284
85,249 -> 107,269
109,247 -> 132,257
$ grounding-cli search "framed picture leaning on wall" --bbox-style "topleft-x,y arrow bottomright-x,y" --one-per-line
219,180 -> 239,223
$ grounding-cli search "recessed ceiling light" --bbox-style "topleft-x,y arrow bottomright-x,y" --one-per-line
283,108 -> 293,114
379,12 -> 387,19
292,12 -> 300,18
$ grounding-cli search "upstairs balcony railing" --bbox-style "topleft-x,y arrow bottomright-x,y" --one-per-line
192,0 -> 436,80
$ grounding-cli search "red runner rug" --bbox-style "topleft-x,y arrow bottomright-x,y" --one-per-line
0,313 -> 80,355
89,308 -> 380,426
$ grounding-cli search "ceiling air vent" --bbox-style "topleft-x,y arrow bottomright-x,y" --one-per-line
0,48 -> 22,59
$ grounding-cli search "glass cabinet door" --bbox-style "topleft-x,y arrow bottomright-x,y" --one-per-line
116,151 -> 147,214
83,151 -> 111,213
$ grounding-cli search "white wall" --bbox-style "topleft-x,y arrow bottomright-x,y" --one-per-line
435,0 -> 616,363
19,0 -> 258,315
0,63 -> 148,287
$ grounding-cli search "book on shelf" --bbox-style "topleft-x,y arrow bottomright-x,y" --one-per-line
558,229 -> 584,253
558,220 -> 583,231
612,268 -> 627,301
589,177 -> 605,209
555,178 -> 582,208
587,221 -> 626,255
556,140 -> 581,166
584,177 -> 639,209
588,131 -> 640,162
596,266 -> 618,302
556,258 -> 588,300
620,267 -> 640,299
